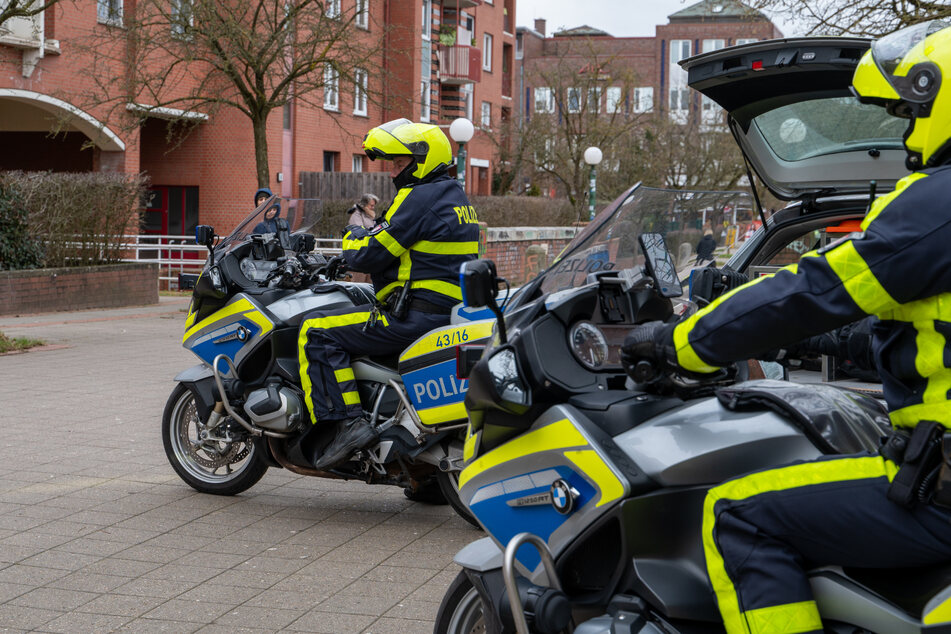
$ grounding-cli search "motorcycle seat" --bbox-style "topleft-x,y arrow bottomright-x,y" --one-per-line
844,561 -> 951,618
569,391 -> 683,437
367,354 -> 401,370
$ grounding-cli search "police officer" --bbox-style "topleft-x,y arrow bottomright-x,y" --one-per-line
299,119 -> 479,470
622,22 -> 951,634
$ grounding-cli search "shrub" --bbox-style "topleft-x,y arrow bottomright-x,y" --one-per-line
0,182 -> 44,270
0,171 -> 147,268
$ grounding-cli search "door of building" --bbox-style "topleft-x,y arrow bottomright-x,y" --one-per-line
143,186 -> 200,260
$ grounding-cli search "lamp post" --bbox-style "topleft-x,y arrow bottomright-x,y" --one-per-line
449,117 -> 474,192
583,146 -> 603,221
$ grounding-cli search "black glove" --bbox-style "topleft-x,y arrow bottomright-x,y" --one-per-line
324,254 -> 348,279
620,321 -> 677,383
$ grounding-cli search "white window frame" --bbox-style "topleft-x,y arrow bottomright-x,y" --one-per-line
420,79 -> 431,122
534,87 -> 554,113
352,155 -> 364,172
702,39 -> 726,53
97,0 -> 123,25
355,0 -> 369,29
171,0 -> 193,37
566,87 -> 582,114
323,64 -> 339,111
736,38 -> 758,46
326,0 -> 340,19
422,0 -> 432,39
668,40 -> 691,123
461,83 -> 473,120
634,87 -> 653,113
483,33 -> 493,71
353,68 -> 368,116
481,101 -> 491,128
605,87 -> 622,114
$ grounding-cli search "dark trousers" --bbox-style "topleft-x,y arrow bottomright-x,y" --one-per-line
298,305 -> 449,423
703,453 -> 951,634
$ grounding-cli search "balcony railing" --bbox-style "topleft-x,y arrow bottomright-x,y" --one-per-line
442,0 -> 482,8
438,44 -> 482,84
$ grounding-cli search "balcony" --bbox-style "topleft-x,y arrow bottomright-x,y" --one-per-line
438,44 -> 482,84
441,0 -> 482,8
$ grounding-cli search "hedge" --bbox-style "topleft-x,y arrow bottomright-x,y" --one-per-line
0,171 -> 147,270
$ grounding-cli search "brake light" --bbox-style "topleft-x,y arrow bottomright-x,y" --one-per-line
752,60 -> 764,71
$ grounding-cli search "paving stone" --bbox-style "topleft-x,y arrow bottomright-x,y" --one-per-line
34,610 -> 130,633
285,610 -> 375,633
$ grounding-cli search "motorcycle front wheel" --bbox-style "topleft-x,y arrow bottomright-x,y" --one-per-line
162,383 -> 268,495
434,570 -> 489,634
437,470 -> 480,528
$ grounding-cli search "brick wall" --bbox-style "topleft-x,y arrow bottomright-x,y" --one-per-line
484,227 -> 579,286
0,263 -> 159,316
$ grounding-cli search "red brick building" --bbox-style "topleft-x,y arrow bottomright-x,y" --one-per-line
0,0 -> 514,232
515,0 -> 783,137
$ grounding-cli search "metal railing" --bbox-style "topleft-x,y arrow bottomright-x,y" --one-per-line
119,234 -> 344,290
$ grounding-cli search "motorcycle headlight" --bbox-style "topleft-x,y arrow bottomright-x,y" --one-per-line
569,321 -> 608,370
487,348 -> 529,405
208,266 -> 226,293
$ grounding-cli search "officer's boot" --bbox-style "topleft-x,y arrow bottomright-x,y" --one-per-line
313,418 -> 378,470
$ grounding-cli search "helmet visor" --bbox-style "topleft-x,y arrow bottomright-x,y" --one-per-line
872,20 -> 951,97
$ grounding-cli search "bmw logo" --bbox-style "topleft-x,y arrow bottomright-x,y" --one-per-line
236,326 -> 249,341
550,479 -> 578,515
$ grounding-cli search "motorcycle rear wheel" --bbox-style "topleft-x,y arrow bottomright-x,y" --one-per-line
162,383 -> 268,495
434,571 -> 489,634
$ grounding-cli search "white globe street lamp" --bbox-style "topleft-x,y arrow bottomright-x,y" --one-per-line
583,146 -> 603,221
449,118 -> 475,191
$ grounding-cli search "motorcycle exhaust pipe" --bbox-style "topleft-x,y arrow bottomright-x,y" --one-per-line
266,437 -> 346,479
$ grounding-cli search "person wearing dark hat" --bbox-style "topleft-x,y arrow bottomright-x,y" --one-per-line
252,188 -> 281,234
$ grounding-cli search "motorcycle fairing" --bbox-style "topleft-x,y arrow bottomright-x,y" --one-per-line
183,295 -> 274,369
458,408 -> 629,578
398,320 -> 495,427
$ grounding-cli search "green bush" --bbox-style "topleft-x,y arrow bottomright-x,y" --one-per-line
0,171 -> 147,268
0,182 -> 44,270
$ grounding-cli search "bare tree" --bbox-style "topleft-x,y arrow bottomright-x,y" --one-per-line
749,0 -> 951,36
0,0 -> 59,28
77,0 -> 385,187
503,39 -> 651,214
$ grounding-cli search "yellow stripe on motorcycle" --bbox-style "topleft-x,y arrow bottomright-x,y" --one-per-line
924,592 -> 951,625
183,297 -> 256,343
417,402 -> 468,426
241,308 -> 274,338
399,320 -> 495,363
563,449 -> 626,508
459,418 -> 589,490
463,424 -> 480,462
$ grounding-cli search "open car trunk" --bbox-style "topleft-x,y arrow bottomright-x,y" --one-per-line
681,38 -> 909,200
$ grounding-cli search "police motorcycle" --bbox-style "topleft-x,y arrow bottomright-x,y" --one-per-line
162,195 -> 490,525
435,185 -> 951,633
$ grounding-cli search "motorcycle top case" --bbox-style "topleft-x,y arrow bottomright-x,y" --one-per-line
398,320 -> 495,427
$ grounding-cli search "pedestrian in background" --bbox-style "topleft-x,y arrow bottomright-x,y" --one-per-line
695,225 -> 717,265
346,193 -> 379,230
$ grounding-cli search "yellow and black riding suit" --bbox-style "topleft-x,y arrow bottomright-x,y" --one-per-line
298,171 -> 479,425
650,166 -> 951,633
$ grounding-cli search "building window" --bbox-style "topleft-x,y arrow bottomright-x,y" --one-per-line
356,0 -> 368,29
483,33 -> 493,71
566,87 -> 582,114
634,87 -> 654,113
605,87 -> 623,114
588,87 -> 601,113
283,102 -> 292,129
702,39 -> 726,53
352,155 -> 364,172
97,0 -> 122,25
420,80 -> 431,122
354,68 -> 368,115
515,33 -> 523,60
736,38 -> 758,46
324,64 -> 339,110
171,0 -> 192,37
422,0 -> 431,38
326,0 -> 340,19
534,87 -> 554,113
481,101 -> 491,127
668,40 -> 691,123
323,151 -> 338,172
461,83 -> 473,120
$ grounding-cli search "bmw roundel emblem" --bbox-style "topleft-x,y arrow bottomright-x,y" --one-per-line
550,479 -> 578,515
236,326 -> 249,341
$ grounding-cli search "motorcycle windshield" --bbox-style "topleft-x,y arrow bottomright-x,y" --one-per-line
217,196 -> 324,253
538,186 -> 755,295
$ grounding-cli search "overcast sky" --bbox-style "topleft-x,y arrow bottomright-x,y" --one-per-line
515,0 -> 801,38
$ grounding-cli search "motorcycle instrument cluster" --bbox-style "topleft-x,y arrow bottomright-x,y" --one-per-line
568,321 -> 609,370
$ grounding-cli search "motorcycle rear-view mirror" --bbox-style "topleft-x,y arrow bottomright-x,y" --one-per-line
274,218 -> 292,250
459,259 -> 508,343
639,233 -> 683,298
291,233 -> 316,253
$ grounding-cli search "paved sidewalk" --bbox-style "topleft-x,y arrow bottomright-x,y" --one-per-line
0,300 -> 477,633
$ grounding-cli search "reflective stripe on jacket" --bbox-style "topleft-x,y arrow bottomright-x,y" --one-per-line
341,173 -> 479,307
671,166 -> 951,429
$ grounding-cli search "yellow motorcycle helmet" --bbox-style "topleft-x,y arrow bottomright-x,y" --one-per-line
363,118 -> 453,188
853,20 -> 951,169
